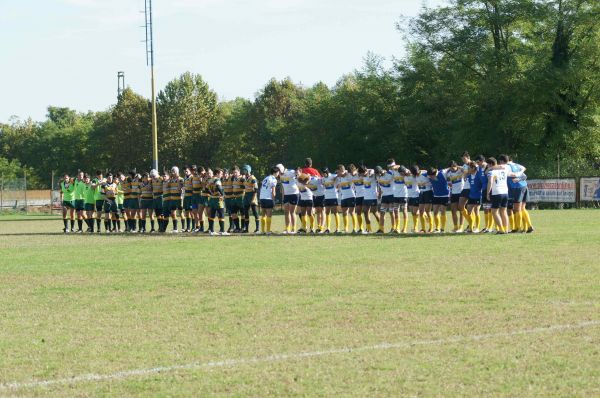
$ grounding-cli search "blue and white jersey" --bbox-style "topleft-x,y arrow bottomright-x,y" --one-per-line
462,163 -> 471,190
315,177 -> 325,197
393,170 -> 408,198
468,172 -> 483,200
446,168 -> 464,194
404,175 -> 420,198
259,175 -> 278,200
280,169 -> 299,195
336,174 -> 355,199
377,171 -> 394,197
322,174 -> 338,200
298,178 -> 316,201
416,172 -> 432,192
362,174 -> 379,201
487,168 -> 509,195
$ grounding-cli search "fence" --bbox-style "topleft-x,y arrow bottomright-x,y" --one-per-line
0,176 -> 54,212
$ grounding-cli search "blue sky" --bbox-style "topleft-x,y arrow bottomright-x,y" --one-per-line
0,0 -> 443,122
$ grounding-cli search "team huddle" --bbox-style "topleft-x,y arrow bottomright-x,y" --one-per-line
59,153 -> 534,236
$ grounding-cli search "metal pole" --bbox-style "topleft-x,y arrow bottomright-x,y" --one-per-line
146,0 -> 159,171
51,171 -> 54,215
24,168 -> 28,214
1,174 -> 3,210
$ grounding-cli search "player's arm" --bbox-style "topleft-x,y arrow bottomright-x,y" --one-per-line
486,174 -> 493,200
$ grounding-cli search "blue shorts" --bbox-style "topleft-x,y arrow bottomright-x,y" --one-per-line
362,199 -> 377,207
491,194 -> 509,209
259,199 -> 274,209
299,199 -> 313,208
381,195 -> 395,205
340,197 -> 356,208
467,197 -> 482,205
355,197 -> 364,206
313,196 -> 325,208
324,198 -> 338,207
419,191 -> 434,204
283,194 -> 299,205
511,187 -> 529,203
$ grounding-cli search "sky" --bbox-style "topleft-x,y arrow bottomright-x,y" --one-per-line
0,0 -> 444,122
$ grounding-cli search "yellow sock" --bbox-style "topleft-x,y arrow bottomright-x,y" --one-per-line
325,214 -> 331,230
403,217 -> 409,233
260,216 -> 266,232
461,209 -> 471,229
266,216 -> 272,232
474,212 -> 480,230
441,212 -> 447,231
513,211 -> 521,231
367,221 -> 372,232
412,214 -> 419,231
335,214 -> 340,231
509,213 -> 515,231
522,209 -> 532,229
309,215 -> 315,230
435,214 -> 441,230
301,215 -> 307,230
351,213 -> 358,231
427,212 -> 434,232
419,214 -> 426,231
343,214 -> 349,232
356,213 -> 363,231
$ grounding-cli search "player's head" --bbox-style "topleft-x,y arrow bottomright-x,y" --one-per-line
214,168 -> 223,178
386,159 -> 396,170
171,166 -> 179,177
83,173 -> 90,183
487,157 -> 498,166
462,151 -> 470,163
410,165 -> 420,176
78,170 -> 84,179
231,165 -> 240,177
242,165 -> 251,176
357,165 -> 367,176
448,160 -> 458,169
475,155 -> 486,167
270,166 -> 280,176
375,166 -> 384,176
427,167 -> 438,178
106,173 -> 113,183
304,158 -> 313,168
276,164 -> 285,174
498,154 -> 509,164
321,167 -> 330,177
336,164 -> 346,174
96,170 -> 103,178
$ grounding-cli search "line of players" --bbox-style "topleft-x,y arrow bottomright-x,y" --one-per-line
59,153 -> 534,235
256,154 -> 534,235
58,165 -> 260,235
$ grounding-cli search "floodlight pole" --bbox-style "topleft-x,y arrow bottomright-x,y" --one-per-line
145,0 -> 159,171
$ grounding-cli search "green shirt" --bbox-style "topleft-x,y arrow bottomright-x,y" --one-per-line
74,179 -> 87,200
93,178 -> 105,201
84,184 -> 96,204
61,181 -> 76,201
116,183 -> 124,205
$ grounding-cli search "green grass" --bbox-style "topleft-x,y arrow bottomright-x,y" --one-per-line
0,210 -> 598,397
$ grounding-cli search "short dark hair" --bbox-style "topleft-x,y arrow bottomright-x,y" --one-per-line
427,167 -> 437,176
487,157 -> 497,166
410,165 -> 420,176
448,160 -> 458,168
498,154 -> 509,164
305,158 -> 313,167
357,165 -> 367,174
271,166 -> 280,174
462,151 -> 470,158
475,154 -> 485,162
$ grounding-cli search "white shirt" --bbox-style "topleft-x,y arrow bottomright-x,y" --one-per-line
362,174 -> 379,200
336,174 -> 355,199
352,174 -> 365,198
462,163 -> 470,189
446,168 -> 465,194
322,174 -> 338,200
416,173 -> 432,192
298,181 -> 314,200
488,169 -> 509,195
377,171 -> 394,197
314,177 -> 325,197
404,175 -> 420,198
280,170 -> 299,195
259,175 -> 278,200
392,170 -> 408,198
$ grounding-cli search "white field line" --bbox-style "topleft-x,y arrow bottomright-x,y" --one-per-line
1,320 -> 598,391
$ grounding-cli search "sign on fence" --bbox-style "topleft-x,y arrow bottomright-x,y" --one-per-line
580,177 -> 600,201
527,179 -> 576,203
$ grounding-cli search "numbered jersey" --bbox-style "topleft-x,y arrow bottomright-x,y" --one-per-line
260,175 -> 278,200
322,174 -> 338,200
488,169 -> 509,195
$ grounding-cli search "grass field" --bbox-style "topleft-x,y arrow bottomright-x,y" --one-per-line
0,210 -> 599,397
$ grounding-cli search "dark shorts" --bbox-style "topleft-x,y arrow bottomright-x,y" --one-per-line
355,197 -> 364,206
200,196 -> 209,206
491,194 -> 509,209
299,199 -> 314,208
511,187 -> 529,203
433,196 -> 449,206
103,200 -> 118,213
467,197 -> 481,206
460,188 -> 470,199
192,194 -> 202,207
243,194 -> 258,207
84,203 -> 95,211
95,200 -> 104,212
62,200 -> 75,209
260,199 -> 274,209
341,197 -> 356,208
283,194 -> 300,205
183,196 -> 193,210
74,199 -> 84,211
381,195 -> 395,205
124,198 -> 139,210
450,193 -> 461,204
324,198 -> 338,207
408,197 -> 420,207
313,196 -> 325,208
140,199 -> 154,210
363,199 -> 378,207
153,197 -> 163,211
394,196 -> 408,205
419,190 -> 434,204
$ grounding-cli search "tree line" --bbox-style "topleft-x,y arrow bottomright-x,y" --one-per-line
1,0 -> 599,188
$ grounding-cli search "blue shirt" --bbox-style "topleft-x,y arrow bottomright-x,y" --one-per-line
430,170 -> 450,197
469,170 -> 484,200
